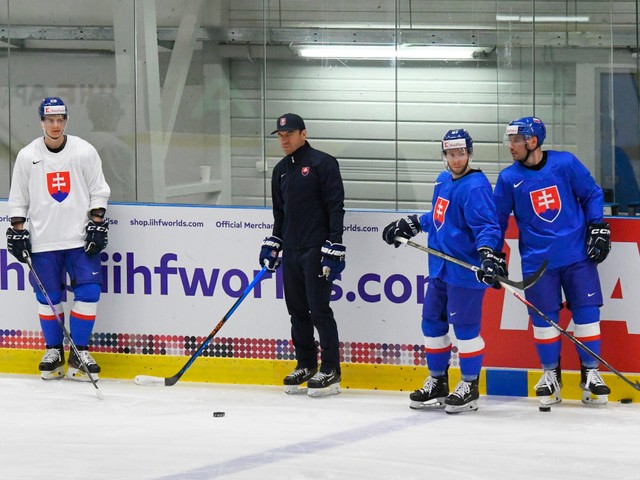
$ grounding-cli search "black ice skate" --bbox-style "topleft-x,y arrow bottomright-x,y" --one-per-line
283,365 -> 317,395
307,369 -> 341,397
39,345 -> 65,380
409,374 -> 449,410
580,366 -> 610,405
534,365 -> 562,406
66,347 -> 100,382
444,378 -> 479,414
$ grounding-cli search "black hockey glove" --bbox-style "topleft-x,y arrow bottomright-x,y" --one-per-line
320,241 -> 346,282
587,222 -> 611,263
84,220 -> 109,255
259,236 -> 282,271
6,227 -> 32,263
382,214 -> 421,248
475,248 -> 507,289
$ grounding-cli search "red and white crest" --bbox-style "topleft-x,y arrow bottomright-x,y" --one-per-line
301,166 -> 310,176
433,197 -> 450,230
279,117 -> 287,126
47,171 -> 71,203
530,185 -> 561,222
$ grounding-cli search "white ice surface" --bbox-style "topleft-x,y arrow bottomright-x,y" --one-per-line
1,374 -> 639,480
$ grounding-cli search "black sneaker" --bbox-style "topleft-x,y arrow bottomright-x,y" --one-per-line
534,365 -> 562,406
66,347 -> 100,382
283,366 -> 317,394
409,374 -> 449,410
307,369 -> 341,397
580,366 -> 610,405
444,378 -> 479,414
39,345 -> 65,380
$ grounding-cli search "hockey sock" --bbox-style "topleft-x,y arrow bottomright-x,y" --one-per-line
69,301 -> 97,347
532,313 -> 561,369
454,324 -> 485,381
424,335 -> 452,377
39,303 -> 64,346
572,306 -> 601,368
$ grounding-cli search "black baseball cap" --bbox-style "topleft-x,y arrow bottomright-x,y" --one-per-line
271,113 -> 306,134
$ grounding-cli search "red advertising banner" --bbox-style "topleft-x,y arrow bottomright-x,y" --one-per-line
483,217 -> 640,373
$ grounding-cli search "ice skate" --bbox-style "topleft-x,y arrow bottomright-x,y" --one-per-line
534,366 -> 562,406
39,346 -> 65,380
283,365 -> 317,394
409,374 -> 449,410
307,369 -> 341,397
66,348 -> 100,382
580,366 -> 610,406
444,378 -> 479,414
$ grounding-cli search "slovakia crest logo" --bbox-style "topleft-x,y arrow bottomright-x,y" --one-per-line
433,197 -> 450,230
47,171 -> 71,203
530,185 -> 561,222
301,166 -> 310,176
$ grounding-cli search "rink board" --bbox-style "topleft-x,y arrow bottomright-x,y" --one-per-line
1,201 -> 639,399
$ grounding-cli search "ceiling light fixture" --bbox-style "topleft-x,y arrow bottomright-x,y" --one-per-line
295,45 -> 492,60
496,14 -> 590,23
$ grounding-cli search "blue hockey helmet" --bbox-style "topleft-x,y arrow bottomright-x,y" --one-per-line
39,97 -> 67,119
506,116 -> 546,146
442,129 -> 473,153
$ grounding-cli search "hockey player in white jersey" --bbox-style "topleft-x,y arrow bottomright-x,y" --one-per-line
6,97 -> 111,381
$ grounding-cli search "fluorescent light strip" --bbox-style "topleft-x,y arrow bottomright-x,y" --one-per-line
496,14 -> 590,23
296,45 -> 488,60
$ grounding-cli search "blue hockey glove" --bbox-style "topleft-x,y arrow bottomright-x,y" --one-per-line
259,236 -> 282,271
475,248 -> 507,289
84,220 -> 109,255
382,214 -> 421,248
320,241 -> 346,282
6,227 -> 31,263
587,222 -> 611,263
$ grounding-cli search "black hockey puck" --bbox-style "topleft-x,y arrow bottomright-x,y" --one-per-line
213,411 -> 225,417
539,406 -> 551,412
620,398 -> 633,404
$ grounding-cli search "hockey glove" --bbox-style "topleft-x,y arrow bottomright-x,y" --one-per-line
6,227 -> 31,263
475,248 -> 507,289
587,222 -> 611,263
84,220 -> 109,255
259,236 -> 282,271
320,241 -> 346,282
382,214 -> 421,248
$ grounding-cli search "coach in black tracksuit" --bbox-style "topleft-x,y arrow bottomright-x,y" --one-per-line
259,113 -> 346,396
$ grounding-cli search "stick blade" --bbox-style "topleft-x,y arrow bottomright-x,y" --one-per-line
134,375 -> 167,386
522,259 -> 548,289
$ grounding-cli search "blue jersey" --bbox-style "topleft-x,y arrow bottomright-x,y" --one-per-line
419,169 -> 501,288
494,150 -> 604,272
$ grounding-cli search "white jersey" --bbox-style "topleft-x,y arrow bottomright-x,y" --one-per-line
8,135 -> 111,253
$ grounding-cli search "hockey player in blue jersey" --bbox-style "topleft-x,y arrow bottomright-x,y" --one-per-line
494,116 -> 612,406
382,129 -> 505,414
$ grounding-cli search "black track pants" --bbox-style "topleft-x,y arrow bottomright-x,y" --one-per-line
283,247 -> 341,373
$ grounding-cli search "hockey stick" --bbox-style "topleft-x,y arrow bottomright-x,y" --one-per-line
134,265 -> 269,387
23,251 -> 104,400
397,237 -> 547,290
500,280 -> 640,391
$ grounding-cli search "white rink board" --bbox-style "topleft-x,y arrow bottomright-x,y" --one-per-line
1,202 -> 428,345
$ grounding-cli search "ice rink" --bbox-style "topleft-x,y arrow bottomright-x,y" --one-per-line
1,373 -> 639,480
